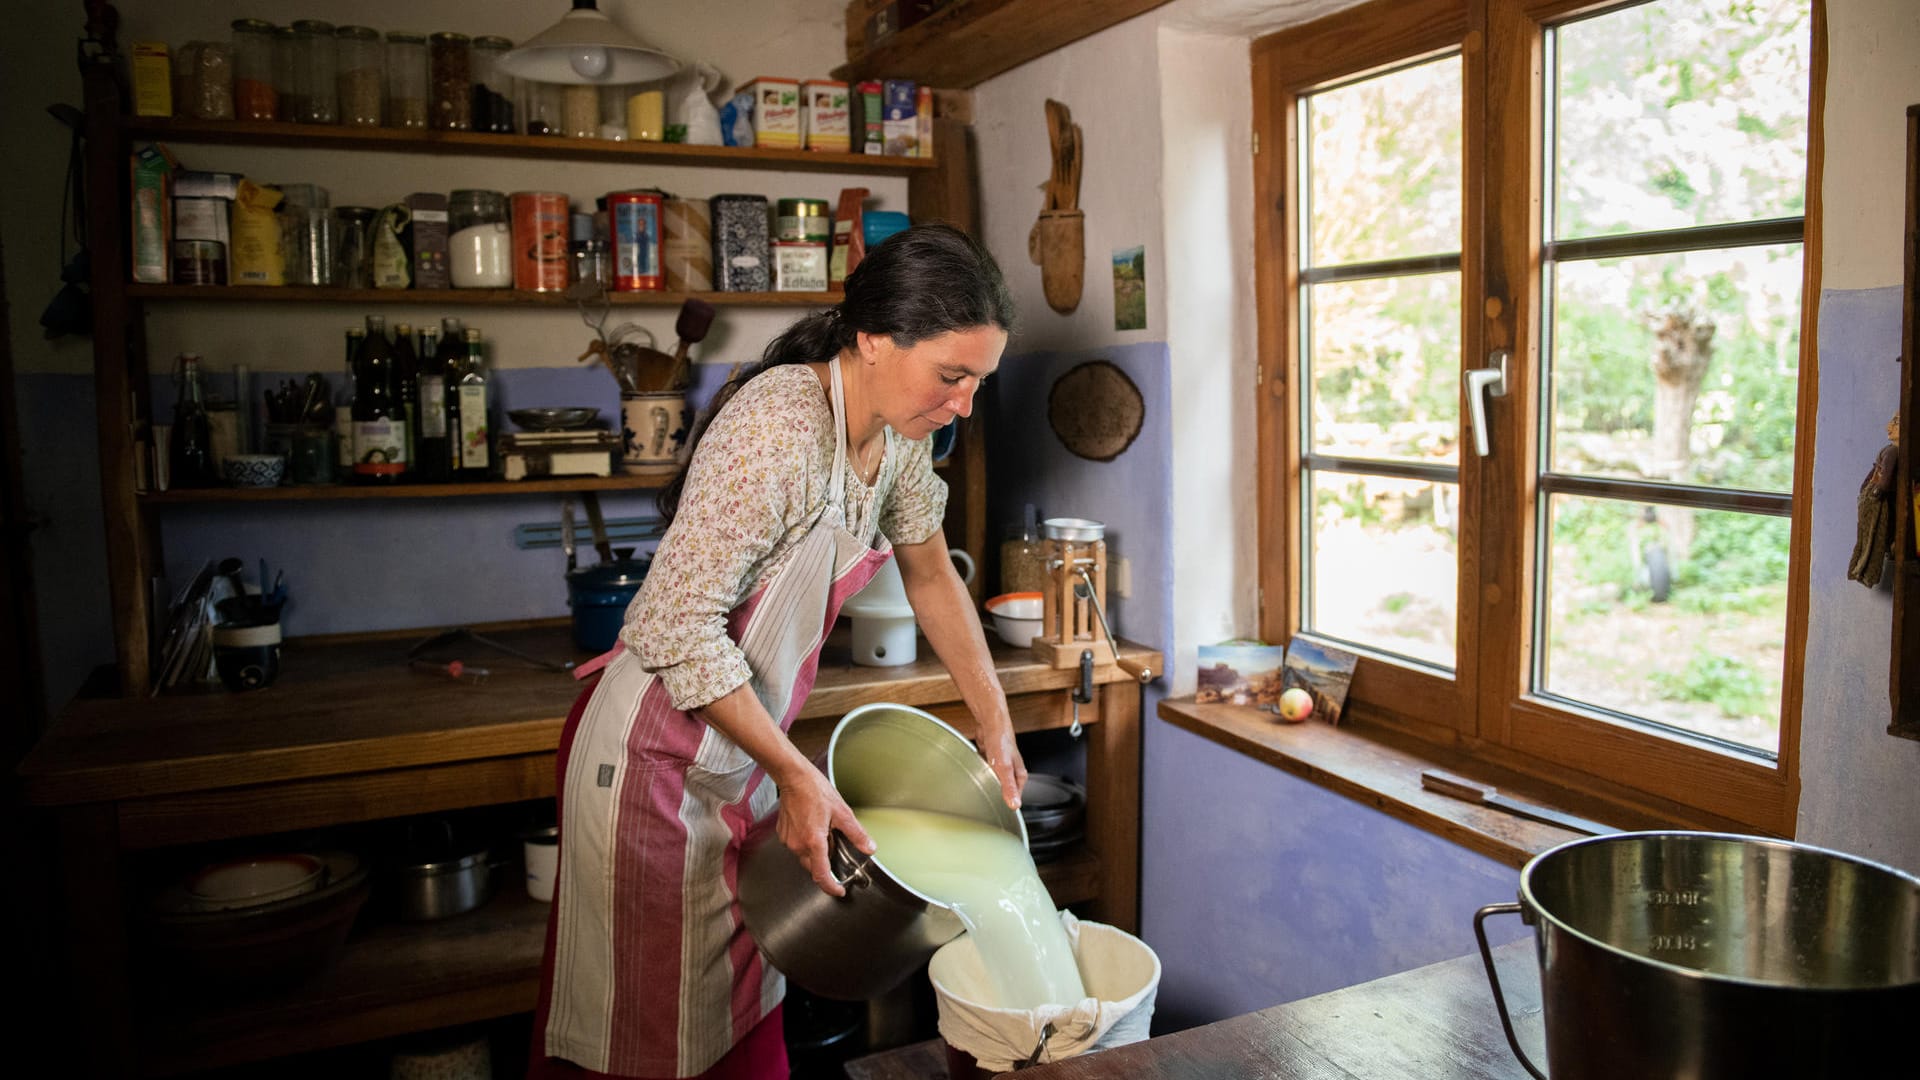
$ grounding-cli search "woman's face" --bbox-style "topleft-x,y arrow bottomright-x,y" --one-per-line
859,326 -> 1006,440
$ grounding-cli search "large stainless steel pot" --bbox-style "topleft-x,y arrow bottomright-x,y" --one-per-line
1475,831 -> 1920,1079
738,702 -> 1024,1001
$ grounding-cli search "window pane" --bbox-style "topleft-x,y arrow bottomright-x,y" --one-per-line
1309,273 -> 1461,464
1551,0 -> 1811,240
1307,470 -> 1457,669
1539,494 -> 1786,755
1308,56 -> 1461,266
1546,244 -> 1800,492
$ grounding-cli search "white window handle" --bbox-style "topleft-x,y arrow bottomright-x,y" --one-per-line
1465,350 -> 1509,457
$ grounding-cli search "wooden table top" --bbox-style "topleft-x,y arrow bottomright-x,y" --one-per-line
19,622 -> 1160,806
1011,941 -> 1544,1080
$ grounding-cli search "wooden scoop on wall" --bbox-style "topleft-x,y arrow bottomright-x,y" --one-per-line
1029,98 -> 1084,314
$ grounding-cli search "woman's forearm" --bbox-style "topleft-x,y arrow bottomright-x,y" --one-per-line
696,681 -> 817,787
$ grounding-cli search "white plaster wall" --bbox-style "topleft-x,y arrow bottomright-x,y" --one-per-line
1818,0 -> 1919,293
972,14 -> 1167,351
1,0 -> 875,377
1158,27 -> 1258,693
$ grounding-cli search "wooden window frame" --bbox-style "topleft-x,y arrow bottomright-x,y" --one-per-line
1252,0 -> 1824,834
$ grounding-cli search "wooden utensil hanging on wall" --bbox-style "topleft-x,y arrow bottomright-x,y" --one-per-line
1030,98 -> 1084,314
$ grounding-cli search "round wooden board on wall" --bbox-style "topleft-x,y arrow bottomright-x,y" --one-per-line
1047,360 -> 1144,461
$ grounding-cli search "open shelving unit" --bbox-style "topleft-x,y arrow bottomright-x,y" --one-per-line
129,283 -> 843,307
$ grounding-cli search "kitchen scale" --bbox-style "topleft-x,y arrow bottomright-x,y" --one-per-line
498,429 -> 621,481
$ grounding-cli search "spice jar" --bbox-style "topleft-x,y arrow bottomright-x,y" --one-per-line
563,84 -> 598,138
999,521 -> 1048,595
523,82 -> 563,136
471,36 -> 515,134
230,19 -> 277,120
429,31 -> 473,131
335,25 -> 383,127
334,206 -> 376,288
448,189 -> 512,288
273,25 -> 300,121
179,41 -> 235,121
385,32 -> 428,129
290,20 -> 338,123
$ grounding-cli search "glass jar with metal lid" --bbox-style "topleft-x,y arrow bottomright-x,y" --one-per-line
272,25 -> 299,121
230,19 -> 277,121
448,190 -> 512,287
290,19 -> 338,123
335,26 -> 383,126
471,36 -> 516,133
428,31 -> 472,131
385,32 -> 428,129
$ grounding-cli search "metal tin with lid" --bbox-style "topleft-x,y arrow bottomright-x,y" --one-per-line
1042,517 -> 1106,542
776,198 -> 831,243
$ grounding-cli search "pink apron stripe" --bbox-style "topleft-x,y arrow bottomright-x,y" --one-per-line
610,680 -> 690,1073
573,643 -> 626,681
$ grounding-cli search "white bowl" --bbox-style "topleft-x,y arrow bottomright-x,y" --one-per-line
186,854 -> 326,911
985,592 -> 1044,648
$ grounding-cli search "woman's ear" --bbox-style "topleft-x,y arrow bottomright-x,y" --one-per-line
855,331 -> 886,366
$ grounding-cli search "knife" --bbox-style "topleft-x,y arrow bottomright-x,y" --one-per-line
581,491 -> 614,564
1419,769 -> 1616,836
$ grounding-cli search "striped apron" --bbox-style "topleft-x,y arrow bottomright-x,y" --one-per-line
536,358 -> 891,1078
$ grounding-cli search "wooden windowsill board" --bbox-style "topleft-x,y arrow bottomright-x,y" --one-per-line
1158,698 -> 1678,868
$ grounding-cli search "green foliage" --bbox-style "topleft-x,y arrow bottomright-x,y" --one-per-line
1650,649 -> 1774,719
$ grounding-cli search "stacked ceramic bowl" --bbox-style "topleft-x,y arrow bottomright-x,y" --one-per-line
143,851 -> 371,988
1021,774 -> 1086,864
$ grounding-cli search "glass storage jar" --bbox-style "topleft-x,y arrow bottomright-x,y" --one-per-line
272,25 -> 299,121
448,190 -> 512,288
563,84 -> 598,138
334,206 -> 376,288
385,32 -> 428,129
290,19 -> 337,123
230,19 -> 277,120
335,25 -> 383,126
470,36 -> 515,133
428,31 -> 472,131
523,82 -> 563,136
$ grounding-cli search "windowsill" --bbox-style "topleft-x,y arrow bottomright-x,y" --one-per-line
1158,697 -> 1677,868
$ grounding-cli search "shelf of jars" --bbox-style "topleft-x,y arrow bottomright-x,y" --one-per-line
137,470 -> 679,505
127,284 -> 841,307
122,117 -> 936,174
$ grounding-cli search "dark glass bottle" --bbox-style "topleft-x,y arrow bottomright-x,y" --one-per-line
168,353 -> 218,488
391,321 -> 420,479
335,328 -> 362,480
413,321 -> 451,482
454,328 -> 492,480
350,315 -> 408,483
436,318 -> 467,477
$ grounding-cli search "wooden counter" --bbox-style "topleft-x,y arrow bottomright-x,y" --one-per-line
849,941 -> 1545,1080
19,622 -> 1160,1076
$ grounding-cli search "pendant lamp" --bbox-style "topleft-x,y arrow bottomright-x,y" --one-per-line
500,0 -> 679,84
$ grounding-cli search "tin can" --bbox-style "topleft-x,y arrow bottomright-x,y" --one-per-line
172,240 -> 227,286
663,198 -> 713,292
511,191 -> 571,293
775,198 -> 831,243
773,241 -> 828,292
610,191 -> 664,291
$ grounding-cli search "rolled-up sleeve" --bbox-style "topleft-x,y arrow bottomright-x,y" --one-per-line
622,377 -> 825,712
879,431 -> 948,547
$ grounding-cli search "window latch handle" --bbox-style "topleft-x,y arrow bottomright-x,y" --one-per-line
1465,350 -> 1510,458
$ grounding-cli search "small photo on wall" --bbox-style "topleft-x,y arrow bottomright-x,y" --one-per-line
1195,641 -> 1287,711
1281,638 -> 1359,726
1112,245 -> 1146,331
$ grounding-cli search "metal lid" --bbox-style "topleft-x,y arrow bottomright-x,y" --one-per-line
473,35 -> 515,49
386,30 -> 427,44
291,19 -> 336,34
230,18 -> 276,34
569,557 -> 651,589
336,25 -> 379,40
429,30 -> 471,43
1042,516 -> 1105,541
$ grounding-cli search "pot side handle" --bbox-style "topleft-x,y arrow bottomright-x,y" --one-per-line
1474,901 -> 1549,1080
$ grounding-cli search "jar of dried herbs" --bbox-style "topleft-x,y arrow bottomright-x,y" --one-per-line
290,19 -> 337,123
428,31 -> 472,131
335,25 -> 383,127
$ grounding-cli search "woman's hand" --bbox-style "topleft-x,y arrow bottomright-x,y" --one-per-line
773,762 -> 876,897
977,717 -> 1028,810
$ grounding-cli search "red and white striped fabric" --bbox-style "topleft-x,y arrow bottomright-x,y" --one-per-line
536,359 -> 891,1078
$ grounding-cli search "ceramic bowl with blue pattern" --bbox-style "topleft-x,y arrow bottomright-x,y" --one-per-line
223,453 -> 287,488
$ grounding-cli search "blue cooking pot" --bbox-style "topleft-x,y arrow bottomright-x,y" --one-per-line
566,557 -> 651,653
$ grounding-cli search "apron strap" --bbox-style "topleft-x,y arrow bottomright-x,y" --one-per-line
827,355 -> 850,507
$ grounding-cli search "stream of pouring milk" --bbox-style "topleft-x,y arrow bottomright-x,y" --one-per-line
854,806 -> 1087,1009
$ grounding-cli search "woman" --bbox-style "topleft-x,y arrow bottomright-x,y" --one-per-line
530,224 -> 1026,1079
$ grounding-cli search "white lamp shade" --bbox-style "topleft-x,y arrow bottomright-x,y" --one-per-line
500,4 -> 680,84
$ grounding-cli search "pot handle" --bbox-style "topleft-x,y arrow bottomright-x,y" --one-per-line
1474,902 -> 1548,1080
828,830 -> 873,890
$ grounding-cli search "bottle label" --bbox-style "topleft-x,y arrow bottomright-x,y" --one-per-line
457,384 -> 490,470
353,419 -> 409,475
418,375 -> 447,438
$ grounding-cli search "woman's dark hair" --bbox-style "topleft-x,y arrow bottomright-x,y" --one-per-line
657,222 -> 1015,523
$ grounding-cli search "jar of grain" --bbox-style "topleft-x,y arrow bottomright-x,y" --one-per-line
428,31 -> 472,131
335,25 -> 383,127
230,19 -> 277,121
385,32 -> 428,129
563,84 -> 598,138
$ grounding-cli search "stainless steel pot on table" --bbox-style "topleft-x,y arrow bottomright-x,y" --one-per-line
1475,831 -> 1920,1079
738,702 -> 1025,1001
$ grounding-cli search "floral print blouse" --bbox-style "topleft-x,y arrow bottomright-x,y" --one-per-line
622,363 -> 948,711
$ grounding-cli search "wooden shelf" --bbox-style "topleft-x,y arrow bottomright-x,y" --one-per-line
1036,847 -> 1102,907
125,116 -> 935,173
128,283 -> 841,308
138,471 -> 677,504
835,0 -> 1173,87
137,886 -> 548,1077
